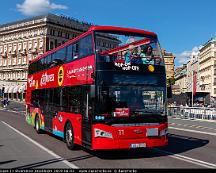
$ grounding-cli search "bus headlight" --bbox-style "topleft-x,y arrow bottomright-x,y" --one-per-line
160,128 -> 168,136
94,128 -> 113,138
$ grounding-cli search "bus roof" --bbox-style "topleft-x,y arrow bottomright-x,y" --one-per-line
89,26 -> 157,38
30,26 -> 157,64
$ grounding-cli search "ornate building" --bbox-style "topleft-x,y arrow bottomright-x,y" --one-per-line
198,36 -> 216,105
173,65 -> 187,95
0,14 -> 92,101
162,49 -> 175,80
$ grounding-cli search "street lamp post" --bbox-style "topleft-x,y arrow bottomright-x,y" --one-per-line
192,70 -> 194,107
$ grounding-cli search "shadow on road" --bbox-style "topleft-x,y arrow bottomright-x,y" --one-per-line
40,131 -> 209,160
0,160 -> 16,165
12,158 -> 64,169
90,133 -> 209,160
67,155 -> 94,162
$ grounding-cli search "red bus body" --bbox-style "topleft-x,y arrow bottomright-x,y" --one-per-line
26,26 -> 168,150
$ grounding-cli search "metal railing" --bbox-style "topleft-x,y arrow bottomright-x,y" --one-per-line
168,106 -> 216,121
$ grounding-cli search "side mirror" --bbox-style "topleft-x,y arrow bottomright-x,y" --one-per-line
90,85 -> 95,98
167,86 -> 172,98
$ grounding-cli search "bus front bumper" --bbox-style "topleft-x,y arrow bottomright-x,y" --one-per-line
92,124 -> 168,150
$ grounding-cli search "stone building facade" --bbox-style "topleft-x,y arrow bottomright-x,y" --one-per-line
0,14 -> 92,101
173,65 -> 187,95
162,49 -> 175,80
199,36 -> 216,98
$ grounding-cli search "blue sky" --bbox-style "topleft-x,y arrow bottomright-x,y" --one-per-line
1,0 -> 216,67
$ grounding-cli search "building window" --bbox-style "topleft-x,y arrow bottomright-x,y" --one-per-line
0,58 -> 2,66
18,57 -> 21,65
39,40 -> 43,48
50,41 -> 54,50
34,40 -> 38,48
50,29 -> 55,36
28,41 -> 32,50
23,57 -> 26,64
58,31 -> 62,37
65,33 -> 70,39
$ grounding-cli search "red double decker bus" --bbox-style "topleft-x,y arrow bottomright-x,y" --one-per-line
26,26 -> 168,150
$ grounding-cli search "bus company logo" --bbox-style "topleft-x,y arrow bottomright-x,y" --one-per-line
28,76 -> 35,88
114,62 -> 139,71
58,66 -> 64,86
40,72 -> 55,87
133,129 -> 143,134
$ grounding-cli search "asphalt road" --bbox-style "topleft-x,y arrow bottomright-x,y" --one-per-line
0,102 -> 216,169
0,121 -> 75,169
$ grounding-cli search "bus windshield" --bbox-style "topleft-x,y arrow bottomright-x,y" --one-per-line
96,86 -> 166,118
95,31 -> 164,66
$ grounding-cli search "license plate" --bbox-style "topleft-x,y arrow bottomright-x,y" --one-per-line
146,128 -> 158,137
130,143 -> 146,148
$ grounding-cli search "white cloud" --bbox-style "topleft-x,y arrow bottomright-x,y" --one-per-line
17,0 -> 68,16
175,46 -> 200,66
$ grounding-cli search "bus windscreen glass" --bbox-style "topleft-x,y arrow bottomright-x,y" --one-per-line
96,86 -> 166,118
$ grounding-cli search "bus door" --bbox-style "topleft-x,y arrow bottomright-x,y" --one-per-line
82,86 -> 92,149
43,89 -> 54,131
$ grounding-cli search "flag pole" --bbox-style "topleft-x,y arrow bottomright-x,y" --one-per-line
192,70 -> 194,107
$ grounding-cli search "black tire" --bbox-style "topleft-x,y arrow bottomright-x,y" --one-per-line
65,122 -> 75,150
35,115 -> 41,134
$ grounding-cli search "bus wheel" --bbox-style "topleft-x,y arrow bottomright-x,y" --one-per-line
35,115 -> 41,134
65,122 -> 75,150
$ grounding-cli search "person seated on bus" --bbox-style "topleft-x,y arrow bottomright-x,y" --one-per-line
140,45 -> 155,64
123,45 -> 137,64
130,47 -> 142,64
123,46 -> 143,65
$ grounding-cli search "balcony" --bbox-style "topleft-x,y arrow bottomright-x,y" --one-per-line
14,64 -> 28,70
0,64 -> 28,71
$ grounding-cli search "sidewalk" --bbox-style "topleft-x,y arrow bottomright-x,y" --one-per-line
0,99 -> 25,112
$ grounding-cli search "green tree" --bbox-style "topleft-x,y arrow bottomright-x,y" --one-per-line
166,78 -> 175,86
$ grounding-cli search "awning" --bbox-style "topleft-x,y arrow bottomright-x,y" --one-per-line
8,86 -> 15,93
4,86 -> 10,93
13,85 -> 20,93
18,85 -> 26,93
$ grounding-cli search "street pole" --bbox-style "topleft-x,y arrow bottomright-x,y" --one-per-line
192,70 -> 194,107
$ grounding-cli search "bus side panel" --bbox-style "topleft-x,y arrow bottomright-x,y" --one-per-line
53,112 -> 82,145
27,106 -> 45,130
26,81 -> 31,105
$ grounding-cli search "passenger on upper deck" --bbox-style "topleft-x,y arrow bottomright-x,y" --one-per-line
140,45 -> 155,64
123,45 -> 135,64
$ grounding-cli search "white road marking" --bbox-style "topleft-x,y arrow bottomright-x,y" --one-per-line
169,122 -> 216,131
1,121 -> 78,169
170,117 -> 216,123
153,148 -> 216,169
169,127 -> 216,136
